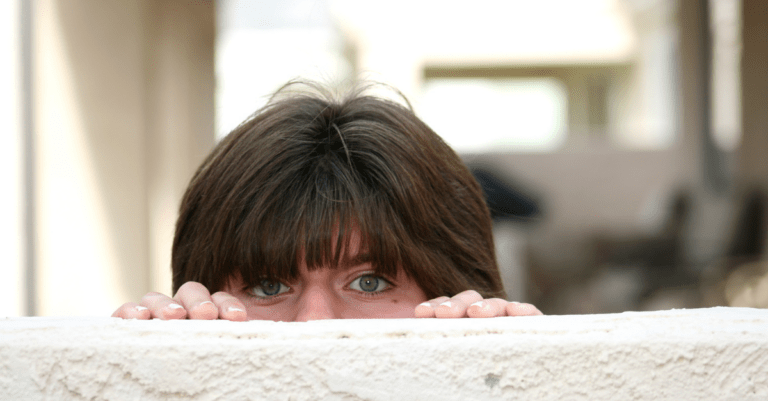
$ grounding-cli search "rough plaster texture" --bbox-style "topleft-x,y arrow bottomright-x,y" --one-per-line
1,308 -> 767,400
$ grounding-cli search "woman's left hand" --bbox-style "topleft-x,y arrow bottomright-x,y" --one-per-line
414,290 -> 542,318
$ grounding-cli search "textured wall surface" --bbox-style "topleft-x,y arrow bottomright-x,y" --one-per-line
1,308 -> 767,400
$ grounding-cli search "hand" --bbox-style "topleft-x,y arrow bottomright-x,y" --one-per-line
414,290 -> 543,318
111,281 -> 248,321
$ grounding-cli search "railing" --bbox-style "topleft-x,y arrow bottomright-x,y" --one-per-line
2,307 -> 767,400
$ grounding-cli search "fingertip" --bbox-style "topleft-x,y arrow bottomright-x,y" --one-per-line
188,301 -> 218,320
434,301 -> 460,318
158,303 -> 187,320
111,306 -> 125,319
113,303 -> 151,320
133,305 -> 151,319
505,302 -> 520,316
414,302 -> 435,318
506,302 -> 543,317
211,291 -> 249,321
466,301 -> 489,318
222,306 -> 248,322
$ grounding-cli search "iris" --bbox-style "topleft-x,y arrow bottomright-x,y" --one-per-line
358,275 -> 379,292
260,280 -> 282,296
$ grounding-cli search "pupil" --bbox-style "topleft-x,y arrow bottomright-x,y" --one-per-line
359,276 -> 378,292
261,280 -> 280,296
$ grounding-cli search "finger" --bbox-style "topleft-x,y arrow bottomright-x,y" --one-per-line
505,302 -> 544,316
414,296 -> 449,318
141,292 -> 187,320
435,290 -> 483,318
111,302 -> 151,320
174,282 -> 218,320
211,291 -> 248,321
467,298 -> 509,318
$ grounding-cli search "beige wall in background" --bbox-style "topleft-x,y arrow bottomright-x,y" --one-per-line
0,0 -> 25,317
33,0 -> 214,316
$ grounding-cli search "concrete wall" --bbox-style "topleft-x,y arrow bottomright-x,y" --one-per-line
2,308 -> 767,400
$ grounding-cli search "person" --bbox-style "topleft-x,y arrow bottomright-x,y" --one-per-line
112,82 -> 542,321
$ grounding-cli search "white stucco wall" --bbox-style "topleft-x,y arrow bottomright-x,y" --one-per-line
1,308 -> 767,400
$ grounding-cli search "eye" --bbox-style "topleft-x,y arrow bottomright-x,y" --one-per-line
349,274 -> 390,293
250,279 -> 291,298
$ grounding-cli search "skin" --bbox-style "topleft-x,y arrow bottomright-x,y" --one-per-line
112,230 -> 542,321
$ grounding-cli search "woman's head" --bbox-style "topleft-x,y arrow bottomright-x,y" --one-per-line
171,82 -> 504,301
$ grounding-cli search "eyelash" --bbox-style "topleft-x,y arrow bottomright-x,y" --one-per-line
245,273 -> 395,300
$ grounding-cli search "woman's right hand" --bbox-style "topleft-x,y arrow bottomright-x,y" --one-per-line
111,281 -> 248,321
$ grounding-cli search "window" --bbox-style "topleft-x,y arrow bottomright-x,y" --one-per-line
418,78 -> 568,153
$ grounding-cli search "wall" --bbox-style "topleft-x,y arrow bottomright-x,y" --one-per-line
2,308 -> 767,400
0,0 -> 25,317
30,0 -> 214,316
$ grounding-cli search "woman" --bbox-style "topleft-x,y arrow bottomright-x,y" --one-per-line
113,82 -> 541,321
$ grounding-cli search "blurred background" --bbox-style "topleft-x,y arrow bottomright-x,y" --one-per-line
1,0 -> 766,316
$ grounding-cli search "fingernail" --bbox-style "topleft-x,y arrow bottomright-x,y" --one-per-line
227,307 -> 244,313
470,301 -> 484,308
418,302 -> 431,308
440,301 -> 452,307
200,301 -> 214,306
135,306 -> 148,311
510,301 -> 521,305
168,303 -> 184,309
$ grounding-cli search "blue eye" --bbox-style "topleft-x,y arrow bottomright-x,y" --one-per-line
349,274 -> 390,293
251,279 -> 290,298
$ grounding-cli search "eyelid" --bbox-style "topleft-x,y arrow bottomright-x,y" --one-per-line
347,270 -> 386,283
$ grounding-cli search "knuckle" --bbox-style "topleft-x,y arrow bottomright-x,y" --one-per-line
119,302 -> 133,311
211,291 -> 232,300
140,292 -> 166,303
178,281 -> 207,294
211,292 -> 238,306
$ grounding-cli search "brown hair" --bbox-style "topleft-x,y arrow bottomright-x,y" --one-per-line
171,82 -> 505,299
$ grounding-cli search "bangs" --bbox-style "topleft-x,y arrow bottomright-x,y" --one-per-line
231,131 -> 406,289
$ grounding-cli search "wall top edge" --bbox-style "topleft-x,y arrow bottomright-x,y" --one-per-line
2,307 -> 767,344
